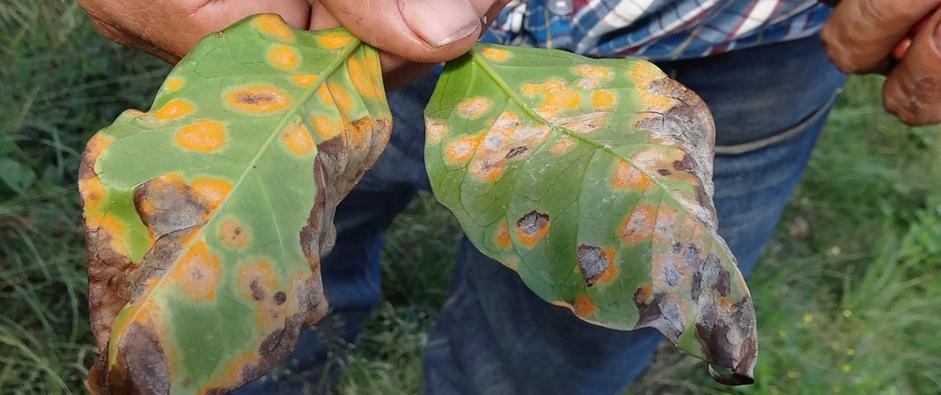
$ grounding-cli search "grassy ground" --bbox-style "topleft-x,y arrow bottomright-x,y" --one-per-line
2,1 -> 941,394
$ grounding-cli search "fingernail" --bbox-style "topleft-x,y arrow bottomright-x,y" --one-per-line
399,0 -> 481,47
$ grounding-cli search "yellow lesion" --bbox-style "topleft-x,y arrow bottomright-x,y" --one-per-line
520,80 -> 580,118
152,98 -> 194,122
591,90 -> 616,110
347,56 -> 379,99
327,82 -> 353,114
252,14 -> 295,42
219,218 -> 250,250
548,136 -> 575,155
266,44 -> 301,70
280,122 -> 316,157
425,118 -> 449,144
288,74 -> 317,87
480,47 -> 511,62
456,97 -> 492,119
310,115 -> 339,141
164,77 -> 184,93
167,241 -> 221,302
175,120 -> 226,153
190,177 -> 232,211
316,32 -> 352,50
611,160 -> 650,190
443,134 -> 482,164
224,85 -> 292,114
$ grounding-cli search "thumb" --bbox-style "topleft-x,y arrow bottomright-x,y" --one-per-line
317,0 -> 507,63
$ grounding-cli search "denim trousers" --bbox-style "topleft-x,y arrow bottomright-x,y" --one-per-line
236,34 -> 845,395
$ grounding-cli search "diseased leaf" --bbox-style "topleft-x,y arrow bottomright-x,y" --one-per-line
424,44 -> 757,384
79,15 -> 391,394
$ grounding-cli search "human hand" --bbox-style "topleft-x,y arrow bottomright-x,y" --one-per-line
78,0 -> 508,89
821,0 -> 941,126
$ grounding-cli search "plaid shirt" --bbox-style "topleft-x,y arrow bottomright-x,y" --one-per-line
482,0 -> 831,60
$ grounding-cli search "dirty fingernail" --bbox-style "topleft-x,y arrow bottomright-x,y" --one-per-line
399,0 -> 481,47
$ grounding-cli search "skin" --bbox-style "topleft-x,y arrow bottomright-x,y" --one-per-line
821,0 -> 941,126
78,0 -> 940,124
78,0 -> 509,89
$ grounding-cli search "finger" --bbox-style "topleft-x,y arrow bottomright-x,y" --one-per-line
883,8 -> 941,126
88,15 -> 182,63
319,0 -> 508,64
821,0 -> 938,73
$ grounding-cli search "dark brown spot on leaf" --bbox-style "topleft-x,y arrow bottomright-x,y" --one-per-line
250,279 -> 266,301
517,211 -> 549,237
236,92 -> 279,105
576,244 -> 609,286
273,291 -> 287,305
505,146 -> 527,159
657,168 -> 671,176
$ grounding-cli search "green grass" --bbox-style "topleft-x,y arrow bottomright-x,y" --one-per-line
2,1 -> 941,394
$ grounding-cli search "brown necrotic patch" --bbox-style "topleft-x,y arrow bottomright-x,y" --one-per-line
225,85 -> 292,114
134,173 -> 209,240
576,245 -> 617,286
515,210 -> 550,247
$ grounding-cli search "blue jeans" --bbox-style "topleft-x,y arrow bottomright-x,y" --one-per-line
236,34 -> 844,395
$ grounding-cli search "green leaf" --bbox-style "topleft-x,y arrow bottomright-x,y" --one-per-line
424,44 -> 757,384
0,158 -> 36,194
79,15 -> 391,394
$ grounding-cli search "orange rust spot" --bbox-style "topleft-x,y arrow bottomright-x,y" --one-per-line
164,77 -> 184,93
480,47 -> 510,61
219,218 -> 249,250
316,84 -> 335,107
576,64 -> 611,79
425,118 -> 449,144
316,32 -> 352,49
79,176 -> 104,211
327,82 -> 353,113
289,74 -> 317,87
237,258 -> 278,304
574,294 -> 595,317
592,90 -> 615,110
266,44 -> 301,70
253,14 -> 294,42
83,134 -> 112,171
280,123 -> 316,157
639,92 -> 675,112
628,61 -> 667,86
619,204 -> 656,244
443,134 -> 482,164
520,80 -> 580,117
225,85 -> 291,114
152,98 -> 193,121
347,56 -> 377,99
470,161 -> 503,182
190,177 -> 232,210
494,222 -> 511,249
611,160 -> 650,190
595,248 -> 619,285
310,115 -> 339,140
515,211 -> 550,248
169,241 -> 221,302
175,120 -> 226,153
456,96 -> 491,119
548,137 -> 575,155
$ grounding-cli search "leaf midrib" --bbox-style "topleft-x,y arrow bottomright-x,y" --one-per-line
110,36 -> 362,360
